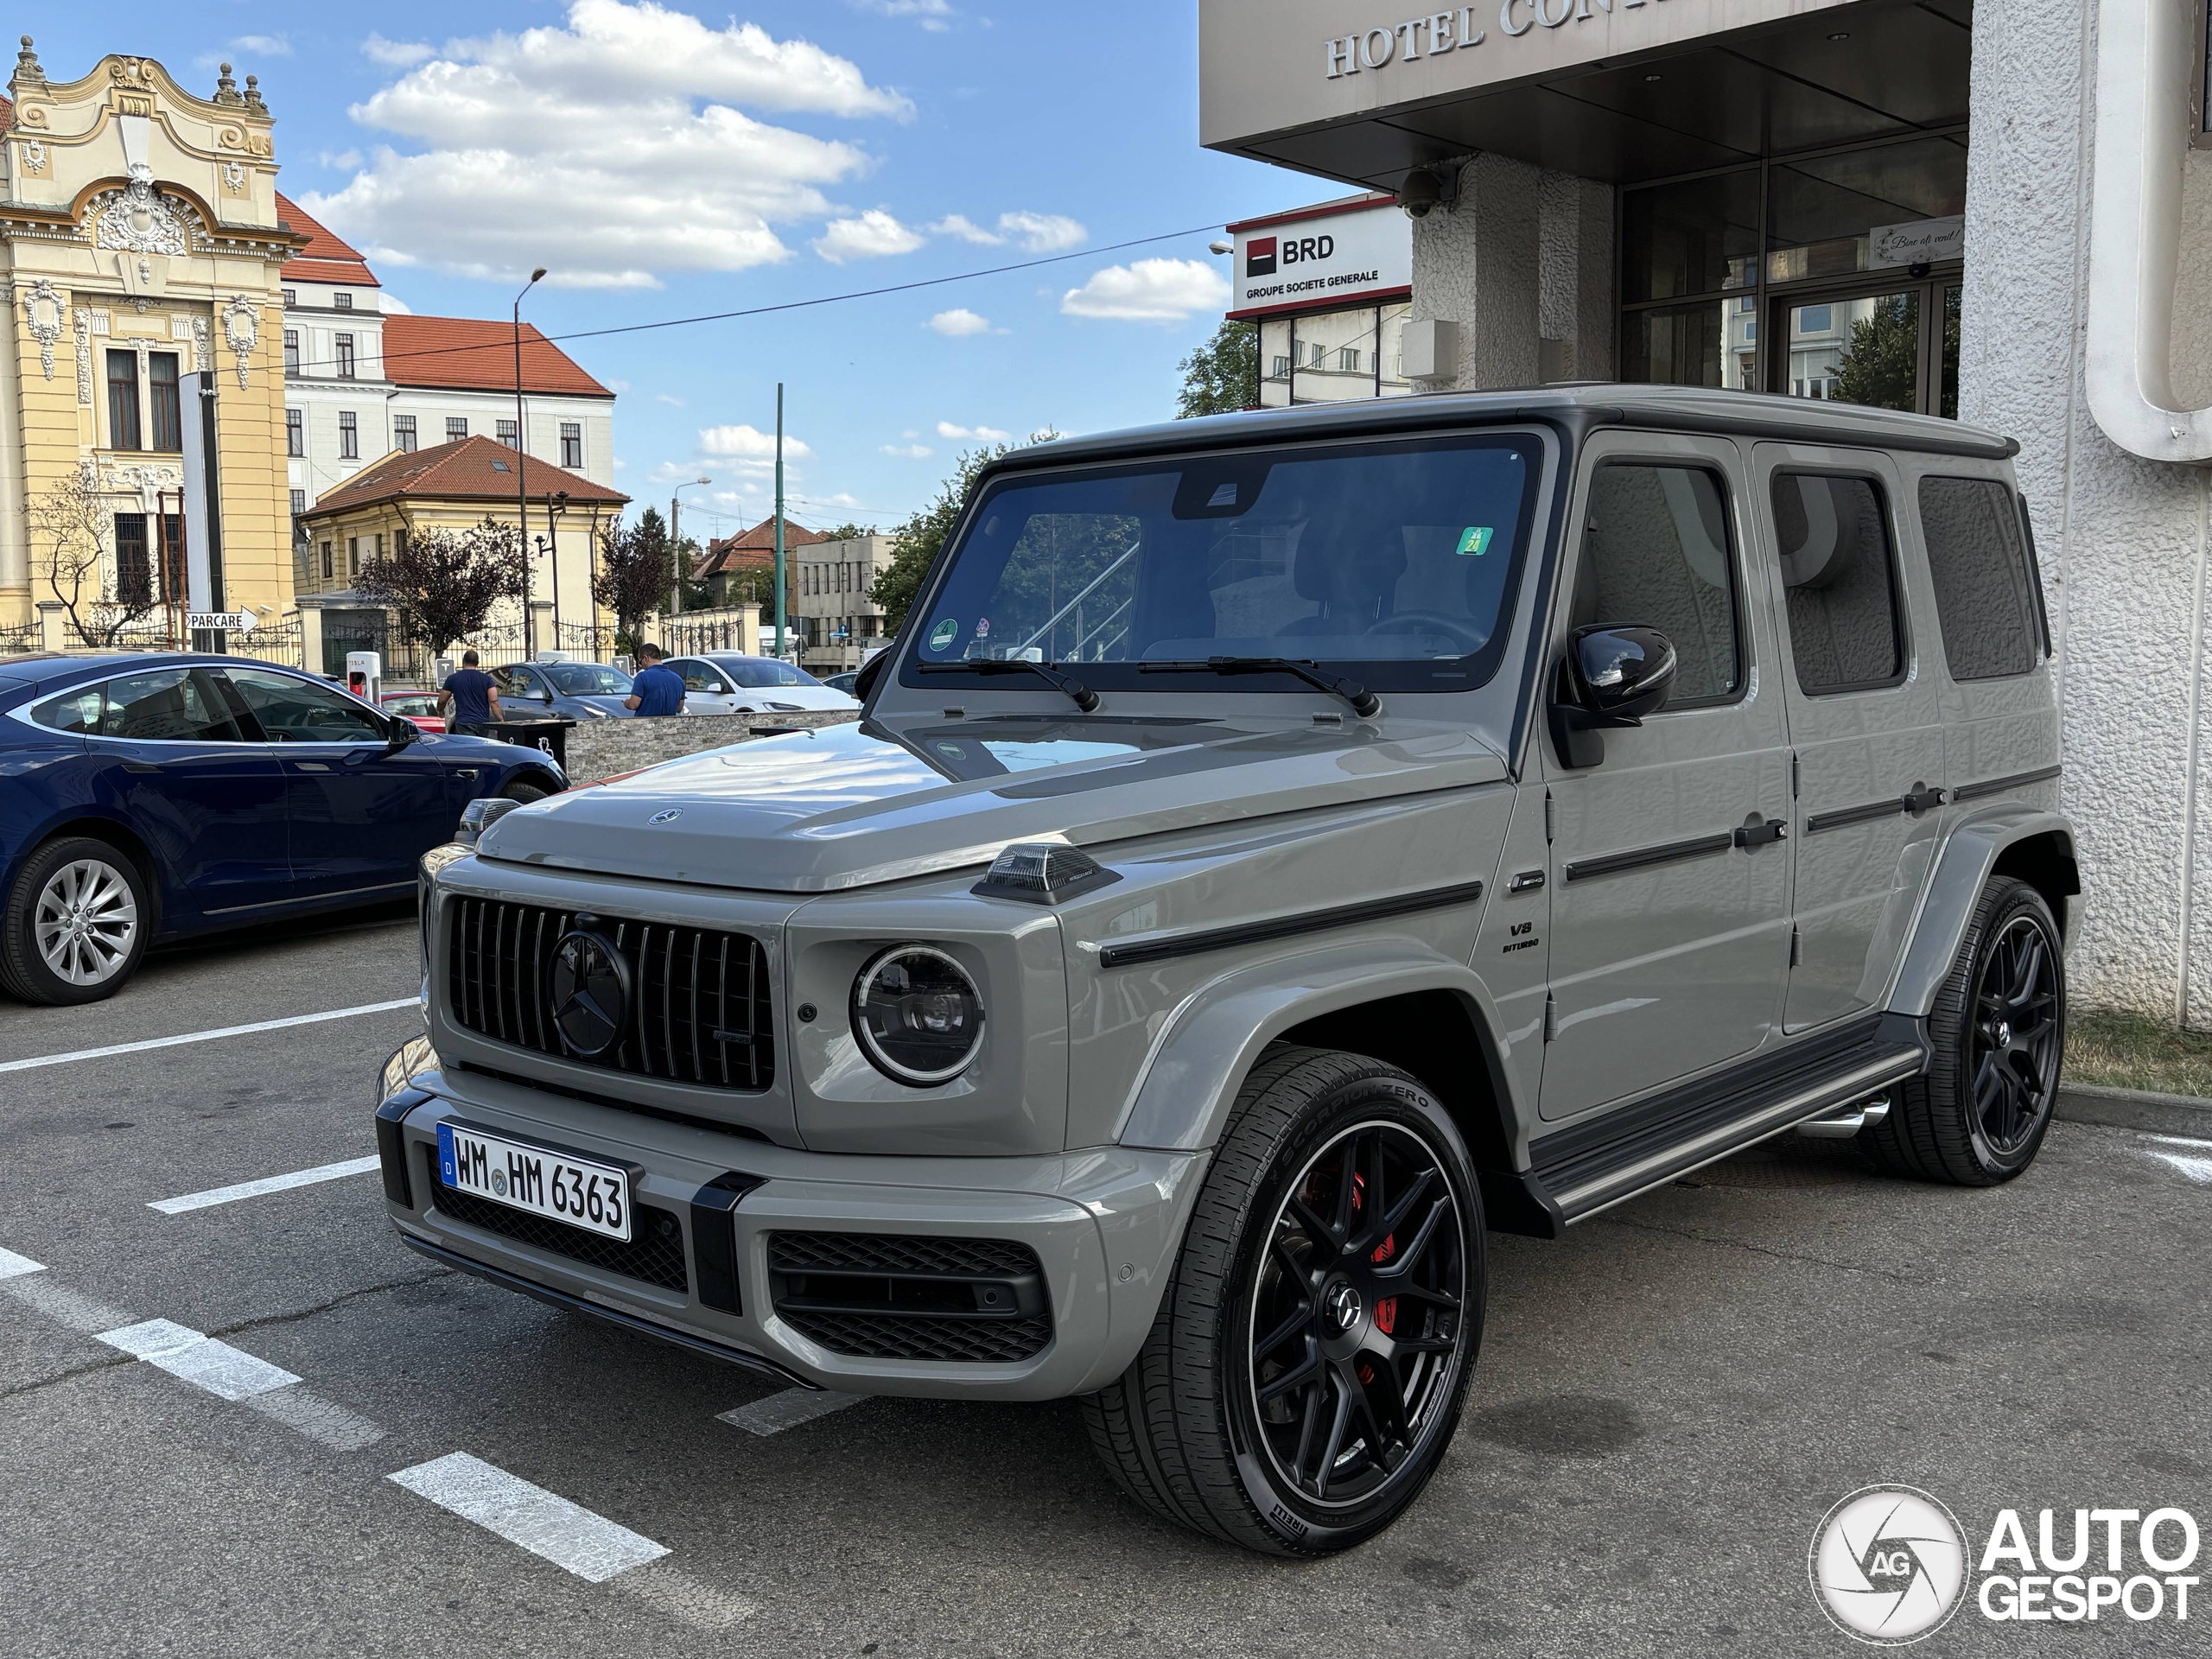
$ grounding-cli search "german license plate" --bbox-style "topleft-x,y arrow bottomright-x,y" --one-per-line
436,1122 -> 632,1243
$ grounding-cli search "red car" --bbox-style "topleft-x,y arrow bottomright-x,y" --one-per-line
380,690 -> 447,734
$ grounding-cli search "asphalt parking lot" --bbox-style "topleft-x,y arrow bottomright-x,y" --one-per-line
3,912 -> 2208,1657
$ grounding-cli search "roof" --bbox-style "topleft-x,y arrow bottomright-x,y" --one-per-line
304,435 -> 628,517
696,517 -> 827,579
0,95 -> 13,136
382,315 -> 613,398
273,193 -> 379,288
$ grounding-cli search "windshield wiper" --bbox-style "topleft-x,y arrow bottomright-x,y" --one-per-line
1139,657 -> 1382,718
918,658 -> 1100,713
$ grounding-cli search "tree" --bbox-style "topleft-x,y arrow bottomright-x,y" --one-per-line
353,517 -> 524,656
1175,318 -> 1257,418
26,467 -> 161,647
823,521 -> 874,542
594,510 -> 674,653
871,433 -> 1059,632
1832,296 -> 1919,412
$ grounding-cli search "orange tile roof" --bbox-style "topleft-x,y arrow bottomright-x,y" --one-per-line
305,435 -> 627,517
0,95 -> 13,136
382,314 -> 613,398
274,193 -> 379,288
695,517 -> 827,578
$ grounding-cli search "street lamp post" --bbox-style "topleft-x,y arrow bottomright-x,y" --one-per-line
512,266 -> 546,658
541,488 -> 569,643
671,477 -> 712,634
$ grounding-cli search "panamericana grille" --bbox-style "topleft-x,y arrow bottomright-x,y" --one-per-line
443,895 -> 773,1090
767,1232 -> 1052,1363
425,1147 -> 689,1293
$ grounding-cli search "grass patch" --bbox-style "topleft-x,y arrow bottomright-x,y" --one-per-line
2063,1008 -> 2212,1098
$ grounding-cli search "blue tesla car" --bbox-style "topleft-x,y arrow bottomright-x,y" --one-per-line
0,652 -> 565,1006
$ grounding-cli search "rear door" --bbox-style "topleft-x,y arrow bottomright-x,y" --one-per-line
89,665 -> 290,924
1750,446 -> 1947,1031
670,658 -> 736,714
219,666 -> 454,900
1537,432 -> 1795,1122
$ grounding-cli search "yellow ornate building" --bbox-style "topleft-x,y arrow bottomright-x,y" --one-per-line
0,41 -> 295,645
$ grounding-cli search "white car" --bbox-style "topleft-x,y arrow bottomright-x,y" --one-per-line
664,653 -> 863,715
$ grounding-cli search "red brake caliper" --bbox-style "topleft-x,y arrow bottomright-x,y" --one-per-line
1371,1228 -> 1396,1336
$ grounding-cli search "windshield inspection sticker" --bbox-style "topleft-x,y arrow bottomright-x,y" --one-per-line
929,618 -> 959,652
1456,526 -> 1494,556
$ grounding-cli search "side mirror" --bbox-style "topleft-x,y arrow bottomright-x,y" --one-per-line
852,652 -> 889,703
1549,624 -> 1676,769
386,715 -> 417,750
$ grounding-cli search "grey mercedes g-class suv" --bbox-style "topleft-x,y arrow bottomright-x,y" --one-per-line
378,384 -> 2073,1556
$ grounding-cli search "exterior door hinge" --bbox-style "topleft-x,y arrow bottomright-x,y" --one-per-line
1791,752 -> 1800,799
1543,993 -> 1557,1043
1543,789 -> 1555,844
1789,925 -> 1802,969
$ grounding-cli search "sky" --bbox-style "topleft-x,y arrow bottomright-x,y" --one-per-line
35,2 -> 1329,542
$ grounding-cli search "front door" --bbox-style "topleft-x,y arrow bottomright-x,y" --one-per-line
1772,280 -> 1961,418
218,666 -> 456,899
669,657 -> 736,714
1750,446 -> 1948,1031
1538,433 -> 1795,1122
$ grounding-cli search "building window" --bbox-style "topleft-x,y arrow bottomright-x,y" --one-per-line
283,329 -> 300,374
282,288 -> 297,307
290,488 -> 307,515
394,527 -> 408,556
286,407 -> 304,457
446,417 -> 468,442
1338,347 -> 1362,373
347,536 -> 360,579
148,353 -> 182,452
560,422 -> 582,468
105,351 -> 142,450
497,418 -> 518,448
334,293 -> 353,310
321,541 -> 334,580
395,414 -> 416,452
1271,354 -> 1291,379
339,410 -> 359,460
335,334 -> 356,378
114,513 -> 151,607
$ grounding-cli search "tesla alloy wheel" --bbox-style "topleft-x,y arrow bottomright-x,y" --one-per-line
1082,1046 -> 1485,1555
1,837 -> 149,1006
1870,876 -> 2065,1185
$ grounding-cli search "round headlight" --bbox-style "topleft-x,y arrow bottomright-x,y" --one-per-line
850,944 -> 984,1085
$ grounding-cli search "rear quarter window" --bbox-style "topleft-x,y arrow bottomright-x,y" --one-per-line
1918,475 -> 2042,680
29,686 -> 104,733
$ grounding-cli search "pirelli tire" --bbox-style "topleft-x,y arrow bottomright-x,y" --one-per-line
1870,875 -> 2065,1186
1080,1045 -> 1485,1556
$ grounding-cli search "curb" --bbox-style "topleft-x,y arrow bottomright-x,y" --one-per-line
2055,1083 -> 2212,1138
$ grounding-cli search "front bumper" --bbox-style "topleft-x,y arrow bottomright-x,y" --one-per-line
375,1040 -> 1205,1400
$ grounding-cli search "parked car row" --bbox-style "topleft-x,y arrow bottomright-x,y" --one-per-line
0,653 -> 567,1006
378,657 -> 861,729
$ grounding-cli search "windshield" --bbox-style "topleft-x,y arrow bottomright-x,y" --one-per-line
719,658 -> 823,689
905,434 -> 1541,692
545,663 -> 632,695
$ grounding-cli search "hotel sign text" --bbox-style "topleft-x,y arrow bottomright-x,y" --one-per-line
1325,0 -> 1675,77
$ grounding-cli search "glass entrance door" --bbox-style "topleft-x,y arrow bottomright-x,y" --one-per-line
1775,280 -> 1961,416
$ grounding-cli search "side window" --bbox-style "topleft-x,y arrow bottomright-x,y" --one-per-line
1771,473 -> 1904,695
1918,475 -> 2041,680
677,661 -> 723,693
99,669 -> 245,742
222,668 -> 388,743
29,685 -> 105,734
1571,462 -> 1741,706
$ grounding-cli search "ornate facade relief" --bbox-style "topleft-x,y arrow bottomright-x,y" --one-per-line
89,164 -> 208,258
192,316 -> 212,375
220,296 -> 258,389
219,161 -> 245,195
19,140 -> 46,175
20,280 -> 65,379
73,308 -> 91,404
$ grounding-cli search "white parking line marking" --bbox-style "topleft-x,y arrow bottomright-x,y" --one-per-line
245,1388 -> 386,1452
149,1154 -> 383,1215
388,1452 -> 670,1583
2141,1132 -> 2212,1150
95,1319 -> 302,1401
6,1278 -> 136,1334
716,1389 -> 865,1437
2144,1149 -> 2212,1185
0,1247 -> 44,1280
0,998 -> 420,1075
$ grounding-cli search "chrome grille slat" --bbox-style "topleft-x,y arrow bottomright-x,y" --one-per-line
442,898 -> 772,1093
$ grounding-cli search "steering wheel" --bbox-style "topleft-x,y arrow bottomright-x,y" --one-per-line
1365,612 -> 1487,653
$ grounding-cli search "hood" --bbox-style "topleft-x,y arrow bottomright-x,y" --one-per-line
565,695 -> 631,716
479,714 -> 1508,892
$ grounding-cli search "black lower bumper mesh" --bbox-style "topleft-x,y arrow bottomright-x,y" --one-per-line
767,1231 -> 1052,1363
425,1146 -> 689,1294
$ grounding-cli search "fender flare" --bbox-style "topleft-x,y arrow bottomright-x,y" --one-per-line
1888,807 -> 2077,1018
1111,938 -> 1518,1154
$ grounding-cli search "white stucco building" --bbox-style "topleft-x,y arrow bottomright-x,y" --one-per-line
1200,0 -> 2212,1024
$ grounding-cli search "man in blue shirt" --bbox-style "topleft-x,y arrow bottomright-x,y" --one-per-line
439,650 -> 502,734
624,644 -> 686,718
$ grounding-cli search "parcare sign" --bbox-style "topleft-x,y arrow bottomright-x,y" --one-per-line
1226,199 -> 1412,320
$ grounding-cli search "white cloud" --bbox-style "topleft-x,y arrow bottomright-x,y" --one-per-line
880,442 -> 933,458
929,213 -> 999,245
378,291 -> 412,315
1060,258 -> 1229,323
855,0 -> 954,29
927,308 -> 992,337
698,423 -> 814,462
937,420 -> 1009,441
232,35 -> 292,58
362,34 -> 435,67
655,392 -> 687,406
308,2 -> 908,289
813,209 -> 925,264
647,460 -> 700,485
319,148 -> 364,169
997,210 -> 1084,252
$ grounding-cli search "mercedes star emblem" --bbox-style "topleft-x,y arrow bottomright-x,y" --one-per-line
548,929 -> 630,1058
649,808 -> 683,824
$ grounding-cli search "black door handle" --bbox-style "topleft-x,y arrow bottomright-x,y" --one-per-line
1902,784 -> 1947,814
1734,817 -> 1789,850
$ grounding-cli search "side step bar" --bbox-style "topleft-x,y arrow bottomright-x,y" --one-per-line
1522,1012 -> 1929,1227
1796,1092 -> 1893,1139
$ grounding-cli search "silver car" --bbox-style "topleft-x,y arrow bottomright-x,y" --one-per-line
380,385 -> 2073,1556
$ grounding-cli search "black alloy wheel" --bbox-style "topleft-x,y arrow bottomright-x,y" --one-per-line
1868,876 -> 2065,1185
1248,1122 -> 1467,1508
